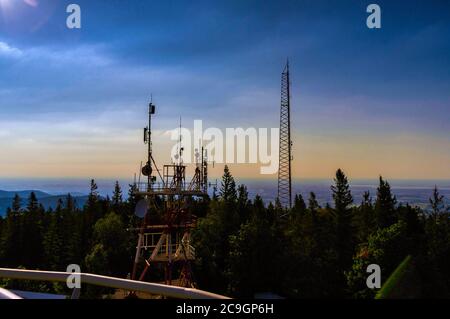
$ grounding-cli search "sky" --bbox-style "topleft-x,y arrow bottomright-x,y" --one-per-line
0,0 -> 449,181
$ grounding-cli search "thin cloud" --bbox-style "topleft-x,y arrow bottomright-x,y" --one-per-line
0,39 -> 111,67
0,41 -> 23,58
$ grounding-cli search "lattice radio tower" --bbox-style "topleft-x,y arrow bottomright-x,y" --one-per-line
130,99 -> 210,291
278,61 -> 293,209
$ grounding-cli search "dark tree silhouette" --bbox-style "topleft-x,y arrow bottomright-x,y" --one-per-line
375,176 -> 397,228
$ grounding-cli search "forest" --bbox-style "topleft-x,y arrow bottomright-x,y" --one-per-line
0,167 -> 449,298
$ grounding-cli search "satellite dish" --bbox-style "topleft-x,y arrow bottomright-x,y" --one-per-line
135,199 -> 147,218
141,162 -> 152,176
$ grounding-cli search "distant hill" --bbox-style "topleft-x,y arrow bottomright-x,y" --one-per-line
0,190 -> 88,216
0,190 -> 52,199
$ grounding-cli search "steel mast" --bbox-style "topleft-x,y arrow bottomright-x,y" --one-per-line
278,61 -> 293,209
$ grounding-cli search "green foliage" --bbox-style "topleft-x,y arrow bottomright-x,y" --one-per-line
0,182 -> 139,297
85,244 -> 109,275
346,221 -> 413,298
84,243 -> 111,298
43,208 -> 63,270
228,210 -> 284,297
0,171 -> 450,299
89,212 -> 131,277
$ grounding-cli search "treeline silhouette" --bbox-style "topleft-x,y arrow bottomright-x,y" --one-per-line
0,167 -> 449,298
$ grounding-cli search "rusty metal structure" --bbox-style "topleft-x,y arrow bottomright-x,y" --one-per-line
130,101 -> 209,288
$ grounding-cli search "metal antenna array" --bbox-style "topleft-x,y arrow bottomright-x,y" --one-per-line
278,61 -> 293,209
131,99 -> 210,291
142,100 -> 156,190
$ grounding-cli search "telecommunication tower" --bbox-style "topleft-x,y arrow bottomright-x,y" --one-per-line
130,100 -> 210,289
278,61 -> 293,209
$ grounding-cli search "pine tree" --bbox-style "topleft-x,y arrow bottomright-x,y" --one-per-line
43,211 -> 63,270
112,181 -> 123,206
87,179 -> 99,209
237,185 -> 249,206
355,191 -> 375,241
429,186 -> 445,220
274,197 -> 284,216
375,176 -> 397,228
12,194 -> 21,212
292,194 -> 307,217
27,192 -> 39,212
362,191 -> 372,206
237,184 -> 250,223
228,205 -> 284,297
331,169 -> 353,213
331,169 -> 354,281
424,187 -> 450,296
83,179 -> 101,257
127,183 -> 140,207
212,186 -> 218,200
0,195 -> 23,266
308,192 -> 320,215
307,192 -> 321,240
220,165 -> 237,202
22,192 -> 45,267
66,193 -> 75,212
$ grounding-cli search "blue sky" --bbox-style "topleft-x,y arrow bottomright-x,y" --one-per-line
0,0 -> 449,179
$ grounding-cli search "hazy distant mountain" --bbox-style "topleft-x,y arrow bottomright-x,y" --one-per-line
0,190 -> 88,216
0,190 -> 52,199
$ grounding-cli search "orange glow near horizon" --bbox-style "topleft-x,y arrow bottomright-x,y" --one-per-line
1,130 -> 449,181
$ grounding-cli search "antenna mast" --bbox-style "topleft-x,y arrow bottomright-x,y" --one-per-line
131,99 -> 210,289
143,97 -> 156,191
278,61 -> 293,209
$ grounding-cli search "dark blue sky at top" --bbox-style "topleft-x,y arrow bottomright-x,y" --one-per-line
0,0 -> 449,137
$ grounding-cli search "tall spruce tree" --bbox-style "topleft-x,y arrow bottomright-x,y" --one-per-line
292,194 -> 307,217
375,176 -> 397,228
22,192 -> 45,267
83,179 -> 101,257
88,179 -> 99,209
12,194 -> 21,212
429,186 -> 445,220
112,181 -> 123,206
308,192 -> 320,215
220,165 -> 237,202
331,169 -> 354,280
43,203 -> 63,270
0,194 -> 23,266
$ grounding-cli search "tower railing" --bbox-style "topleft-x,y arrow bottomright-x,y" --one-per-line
0,268 -> 229,299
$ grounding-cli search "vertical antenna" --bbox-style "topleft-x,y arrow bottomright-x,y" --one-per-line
178,117 -> 183,165
278,60 -> 293,209
202,147 -> 208,193
147,97 -> 156,190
